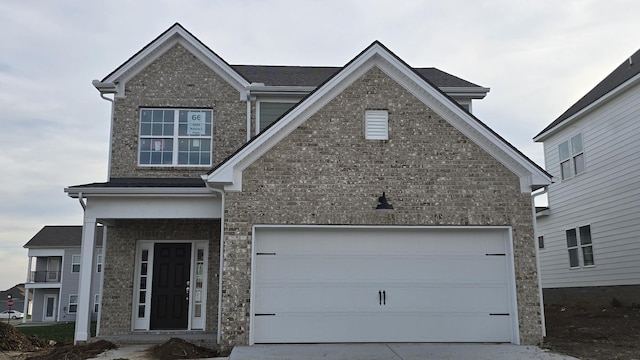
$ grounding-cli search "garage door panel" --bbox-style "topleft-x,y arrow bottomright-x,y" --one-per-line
256,255 -> 508,283
253,227 -> 516,344
255,312 -> 512,343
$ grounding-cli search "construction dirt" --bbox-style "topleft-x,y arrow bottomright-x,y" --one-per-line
1,305 -> 639,359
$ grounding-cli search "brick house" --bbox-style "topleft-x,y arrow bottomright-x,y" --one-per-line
65,23 -> 551,348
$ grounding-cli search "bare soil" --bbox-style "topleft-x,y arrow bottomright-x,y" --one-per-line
543,304 -> 640,360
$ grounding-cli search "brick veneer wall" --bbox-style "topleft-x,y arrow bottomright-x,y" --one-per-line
109,44 -> 247,178
100,219 -> 220,335
219,66 -> 542,347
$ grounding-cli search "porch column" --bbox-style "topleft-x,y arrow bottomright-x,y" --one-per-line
74,218 -> 97,343
22,256 -> 32,323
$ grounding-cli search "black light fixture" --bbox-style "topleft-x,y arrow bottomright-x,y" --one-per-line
376,192 -> 394,210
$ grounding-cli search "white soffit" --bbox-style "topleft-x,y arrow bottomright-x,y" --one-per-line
206,42 -> 551,192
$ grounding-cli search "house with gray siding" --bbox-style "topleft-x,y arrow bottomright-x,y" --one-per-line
64,23 -> 551,349
23,226 -> 102,323
534,48 -> 640,307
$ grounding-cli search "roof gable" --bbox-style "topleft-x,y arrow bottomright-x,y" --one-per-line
94,23 -> 249,98
535,48 -> 640,141
205,41 -> 551,193
24,226 -> 104,248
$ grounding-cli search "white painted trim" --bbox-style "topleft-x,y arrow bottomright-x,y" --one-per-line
206,43 -> 550,193
65,187 -> 214,197
534,72 -> 640,142
27,249 -> 65,257
250,224 -> 520,345
43,294 -> 57,322
100,24 -> 249,98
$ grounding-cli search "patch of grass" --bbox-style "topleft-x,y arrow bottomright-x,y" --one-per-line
16,322 -> 96,343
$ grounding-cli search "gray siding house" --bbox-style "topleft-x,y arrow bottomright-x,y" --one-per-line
23,226 -> 102,323
64,23 -> 551,349
534,48 -> 640,307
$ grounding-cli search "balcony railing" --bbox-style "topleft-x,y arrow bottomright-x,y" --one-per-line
29,271 -> 61,283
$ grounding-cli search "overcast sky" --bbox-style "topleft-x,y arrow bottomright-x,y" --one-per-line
0,0 -> 638,292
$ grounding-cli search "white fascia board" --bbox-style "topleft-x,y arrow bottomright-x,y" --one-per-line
534,72 -> 640,142
207,43 -> 550,192
64,186 -> 216,198
246,85 -> 316,97
100,25 -> 249,98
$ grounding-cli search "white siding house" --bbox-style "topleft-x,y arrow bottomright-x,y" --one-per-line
534,48 -> 640,306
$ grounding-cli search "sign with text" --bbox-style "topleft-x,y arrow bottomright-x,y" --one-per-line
187,111 -> 206,135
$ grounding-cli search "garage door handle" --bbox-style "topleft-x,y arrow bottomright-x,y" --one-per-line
379,290 -> 382,305
383,290 -> 386,305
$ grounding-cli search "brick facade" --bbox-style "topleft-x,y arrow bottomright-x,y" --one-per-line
219,67 -> 542,347
100,219 -> 220,335
109,44 -> 247,178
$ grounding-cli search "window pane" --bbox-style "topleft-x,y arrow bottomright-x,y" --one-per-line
582,246 -> 594,266
140,277 -> 147,290
538,236 -> 544,249
568,248 -> 579,267
152,110 -> 164,123
558,141 -> 570,161
70,295 -> 78,303
141,263 -> 147,276
259,102 -> 296,131
561,160 -> 571,179
141,109 -> 152,123
574,153 -> 585,174
141,250 -> 148,261
140,122 -> 151,136
566,229 -> 577,247
571,134 -> 583,154
579,225 -> 592,245
138,305 -> 145,318
139,291 -> 146,303
197,249 -> 204,261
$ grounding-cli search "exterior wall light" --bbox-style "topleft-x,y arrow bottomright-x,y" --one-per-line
376,192 -> 394,210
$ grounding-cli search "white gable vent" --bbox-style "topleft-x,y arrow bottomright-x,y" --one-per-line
365,110 -> 389,140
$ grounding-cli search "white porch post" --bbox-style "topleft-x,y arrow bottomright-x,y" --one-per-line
74,218 -> 97,343
22,256 -> 31,323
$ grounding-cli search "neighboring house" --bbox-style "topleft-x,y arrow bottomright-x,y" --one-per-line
0,284 -> 25,313
23,226 -> 103,323
64,23 -> 551,348
534,48 -> 640,307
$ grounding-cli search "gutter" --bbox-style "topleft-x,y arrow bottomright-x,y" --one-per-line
531,186 -> 549,337
92,80 -> 118,179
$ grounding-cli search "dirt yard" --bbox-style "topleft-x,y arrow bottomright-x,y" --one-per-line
543,304 -> 640,359
2,305 -> 639,359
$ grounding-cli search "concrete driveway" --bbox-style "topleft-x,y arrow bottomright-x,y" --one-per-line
228,343 -> 579,360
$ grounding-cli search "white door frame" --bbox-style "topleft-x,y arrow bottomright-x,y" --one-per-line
131,240 -> 209,331
250,225 -> 520,345
43,294 -> 57,322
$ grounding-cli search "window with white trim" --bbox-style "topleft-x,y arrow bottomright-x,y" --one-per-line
365,110 -> 388,140
558,133 -> 585,180
71,255 -> 81,273
139,108 -> 213,166
94,294 -> 100,313
566,225 -> 594,268
96,254 -> 102,273
68,294 -> 78,313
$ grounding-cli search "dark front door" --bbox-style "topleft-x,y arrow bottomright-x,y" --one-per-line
150,243 -> 192,330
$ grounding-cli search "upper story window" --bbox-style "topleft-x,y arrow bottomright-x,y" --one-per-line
96,254 -> 102,273
139,108 -> 213,166
257,102 -> 296,133
566,225 -> 594,268
71,255 -> 81,273
558,133 -> 585,180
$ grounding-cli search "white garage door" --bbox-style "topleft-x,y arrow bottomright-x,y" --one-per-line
252,226 -> 517,344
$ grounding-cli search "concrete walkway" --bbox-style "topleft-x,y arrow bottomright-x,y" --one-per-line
228,343 -> 579,360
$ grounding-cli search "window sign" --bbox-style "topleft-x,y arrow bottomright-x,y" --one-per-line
187,111 -> 206,135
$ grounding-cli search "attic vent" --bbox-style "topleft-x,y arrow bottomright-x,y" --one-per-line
365,110 -> 389,140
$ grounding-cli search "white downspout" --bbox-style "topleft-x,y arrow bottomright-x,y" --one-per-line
204,184 -> 225,345
98,93 -> 115,179
531,186 -> 549,337
246,90 -> 252,142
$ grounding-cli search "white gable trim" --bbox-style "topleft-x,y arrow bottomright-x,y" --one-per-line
100,24 -> 249,99
205,43 -> 551,193
534,72 -> 640,142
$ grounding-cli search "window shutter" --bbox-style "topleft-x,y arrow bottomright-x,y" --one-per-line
365,110 -> 388,140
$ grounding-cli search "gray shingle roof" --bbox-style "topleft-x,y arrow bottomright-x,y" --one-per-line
69,177 -> 206,189
535,48 -> 640,139
231,65 -> 481,88
24,226 -> 104,248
